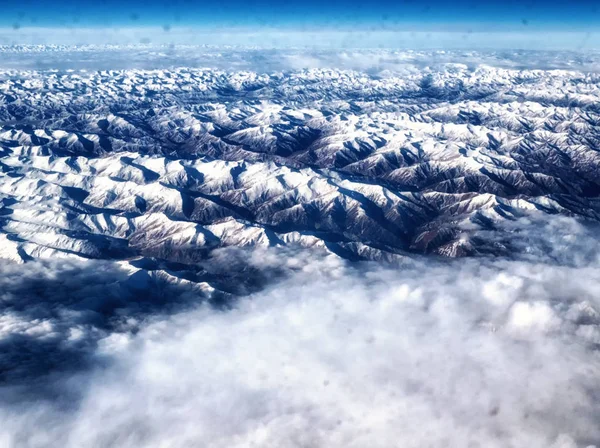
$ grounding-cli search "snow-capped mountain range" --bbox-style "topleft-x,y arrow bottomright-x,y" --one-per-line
1,48 -> 600,271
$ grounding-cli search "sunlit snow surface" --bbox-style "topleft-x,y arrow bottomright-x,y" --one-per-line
1,46 -> 600,447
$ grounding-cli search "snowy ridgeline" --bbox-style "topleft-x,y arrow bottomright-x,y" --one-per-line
1,48 -> 600,269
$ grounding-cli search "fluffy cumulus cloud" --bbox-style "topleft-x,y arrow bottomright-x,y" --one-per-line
1,217 -> 600,448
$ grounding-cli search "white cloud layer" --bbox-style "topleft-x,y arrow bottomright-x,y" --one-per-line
0,28 -> 599,51
1,43 -> 599,73
1,218 -> 600,447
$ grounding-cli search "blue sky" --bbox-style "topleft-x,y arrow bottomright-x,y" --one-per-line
1,0 -> 599,49
2,0 -> 600,30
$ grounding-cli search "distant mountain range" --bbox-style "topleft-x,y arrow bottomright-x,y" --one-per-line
1,48 -> 600,275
